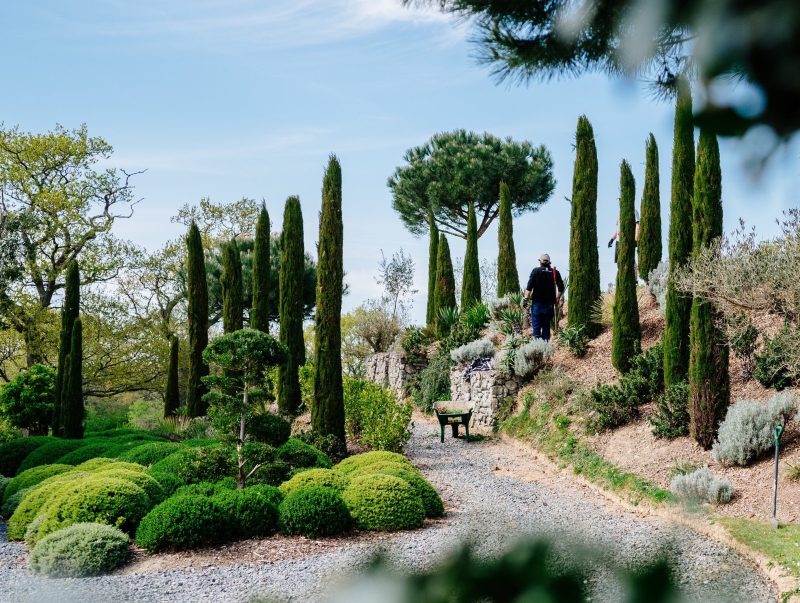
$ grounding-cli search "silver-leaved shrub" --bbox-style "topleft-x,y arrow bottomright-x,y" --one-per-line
450,339 -> 495,365
513,339 -> 555,379
670,467 -> 733,505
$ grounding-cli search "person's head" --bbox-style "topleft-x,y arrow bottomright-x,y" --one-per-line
539,253 -> 551,266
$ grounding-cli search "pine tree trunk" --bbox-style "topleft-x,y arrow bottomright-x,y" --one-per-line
222,239 -> 244,333
664,78 -> 695,387
251,206 -> 271,332
461,202 -> 482,309
164,336 -> 180,418
62,318 -> 84,439
186,222 -> 209,418
426,209 -> 439,327
313,156 -> 345,441
53,260 -> 80,436
568,116 -> 601,337
434,234 -> 457,339
638,133 -> 662,282
497,181 -> 520,297
278,196 -> 306,416
689,129 -> 729,449
612,161 -> 642,373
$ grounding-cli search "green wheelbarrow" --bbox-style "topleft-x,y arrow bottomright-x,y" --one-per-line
433,402 -> 473,443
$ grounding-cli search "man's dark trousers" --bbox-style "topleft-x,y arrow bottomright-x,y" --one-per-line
531,301 -> 554,341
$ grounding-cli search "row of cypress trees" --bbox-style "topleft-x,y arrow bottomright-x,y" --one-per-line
52,260 -> 84,439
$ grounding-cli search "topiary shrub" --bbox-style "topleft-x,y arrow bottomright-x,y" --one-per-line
55,443 -> 116,466
0,436 -> 52,477
0,475 -> 10,501
75,458 -> 117,471
35,476 -> 152,540
342,474 -> 425,531
148,472 -> 185,498
3,464 -> 74,502
248,414 -> 291,448
295,431 -> 347,464
276,439 -> 332,470
279,468 -> 347,496
753,324 -> 797,390
177,446 -> 237,484
670,467 -> 733,505
712,392 -> 797,466
7,472 -> 89,539
649,381 -> 690,439
373,466 -> 444,519
29,523 -> 130,577
15,439 -> 84,475
247,462 -> 292,487
84,428 -> 144,438
181,438 -> 218,447
174,479 -> 236,498
25,513 -> 47,548
450,339 -> 495,365
347,460 -> 420,479
1,486 -> 31,518
147,450 -> 189,476
116,442 -> 181,467
513,339 -> 555,379
245,484 -> 284,508
135,495 -> 228,552
278,487 -> 351,538
82,460 -> 146,474
335,451 -> 413,476
213,488 -> 279,538
95,468 -> 165,505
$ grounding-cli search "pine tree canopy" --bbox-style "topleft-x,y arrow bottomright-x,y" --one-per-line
389,130 -> 555,239
402,0 -> 800,138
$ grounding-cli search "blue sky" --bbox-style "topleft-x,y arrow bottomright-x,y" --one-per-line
2,1 -> 798,324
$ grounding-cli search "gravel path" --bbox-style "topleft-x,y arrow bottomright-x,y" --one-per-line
0,417 -> 779,603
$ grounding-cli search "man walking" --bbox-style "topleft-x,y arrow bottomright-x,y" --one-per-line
522,254 -> 564,341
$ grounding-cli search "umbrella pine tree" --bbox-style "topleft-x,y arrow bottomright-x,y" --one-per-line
497,181 -> 520,297
251,205 -> 271,332
53,260 -> 80,436
186,222 -> 209,417
638,134 -> 662,282
461,201 -> 481,309
426,209 -> 439,327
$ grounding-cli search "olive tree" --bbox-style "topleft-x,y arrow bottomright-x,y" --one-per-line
202,329 -> 288,488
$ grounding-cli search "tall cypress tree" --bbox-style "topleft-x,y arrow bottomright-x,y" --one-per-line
164,336 -> 180,418
612,160 -> 641,373
313,155 -> 345,441
61,317 -> 84,439
434,234 -> 457,339
426,209 -> 439,327
278,196 -> 306,416
497,181 -> 520,297
638,134 -> 662,282
251,205 -> 271,332
689,130 -> 729,449
461,201 -> 481,309
568,116 -> 601,337
664,78 -> 696,387
53,260 -> 79,436
186,222 -> 209,418
221,239 -> 244,333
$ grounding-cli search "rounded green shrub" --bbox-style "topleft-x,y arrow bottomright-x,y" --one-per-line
55,444 -> 115,466
213,489 -> 279,538
79,460 -> 146,474
75,458 -> 117,471
248,462 -> 291,487
174,479 -> 236,498
245,484 -> 284,507
347,461 -> 419,480
1,486 -> 31,519
4,464 -> 74,502
181,438 -> 217,447
177,446 -> 236,484
373,467 -> 444,519
35,476 -> 152,539
148,472 -> 185,498
29,523 -> 130,577
342,474 -> 425,531
135,495 -> 227,552
7,472 -> 89,539
278,487 -> 350,538
25,512 -> 47,548
0,436 -> 51,477
279,468 -> 347,496
275,438 -> 332,470
335,451 -> 413,475
95,468 -> 165,505
0,475 -> 10,500
148,450 -> 189,476
16,439 -> 84,475
84,428 -> 143,438
249,414 -> 291,448
117,442 -> 181,466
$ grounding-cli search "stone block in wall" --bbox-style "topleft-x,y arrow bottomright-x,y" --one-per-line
364,352 -> 428,401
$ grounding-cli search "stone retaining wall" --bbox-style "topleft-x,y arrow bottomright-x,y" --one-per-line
449,365 -> 522,435
364,352 -> 428,399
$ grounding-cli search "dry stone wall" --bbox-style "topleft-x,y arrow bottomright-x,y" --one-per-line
449,365 -> 522,434
364,352 -> 428,399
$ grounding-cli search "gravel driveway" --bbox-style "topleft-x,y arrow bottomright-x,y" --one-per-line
0,417 -> 779,603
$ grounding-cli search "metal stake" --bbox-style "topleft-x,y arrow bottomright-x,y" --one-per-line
771,425 -> 784,529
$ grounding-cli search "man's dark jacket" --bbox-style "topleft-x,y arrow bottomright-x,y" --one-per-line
526,265 -> 564,305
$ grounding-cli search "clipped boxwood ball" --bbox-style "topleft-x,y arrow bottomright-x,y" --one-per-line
245,484 -> 284,507
16,440 -> 85,475
29,523 -> 130,577
181,438 -> 218,448
147,451 -> 187,476
248,414 -> 291,448
36,476 -> 152,540
374,467 -> 444,519
83,460 -> 146,474
346,461 -> 419,481
0,437 -> 51,477
135,495 -> 227,552
279,469 -> 347,496
84,428 -> 142,438
55,444 -> 115,466
276,439 -> 332,470
7,472 -> 89,539
0,476 -> 10,501
95,469 -> 165,505
75,458 -> 116,471
4,464 -> 74,502
1,486 -> 32,519
117,442 -> 181,467
335,451 -> 413,475
213,489 -> 279,539
174,479 -> 236,498
342,474 -> 425,531
278,487 -> 350,538
248,462 -> 291,487
147,472 -> 185,498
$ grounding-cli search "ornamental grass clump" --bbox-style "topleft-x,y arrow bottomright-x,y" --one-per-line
3,464 -> 73,502
670,467 -> 733,505
278,487 -> 351,538
136,495 -> 228,552
279,468 -> 347,496
712,392 -> 797,466
450,339 -> 495,365
342,474 -> 425,531
29,523 -> 130,577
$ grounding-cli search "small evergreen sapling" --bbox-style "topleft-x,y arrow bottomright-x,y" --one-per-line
202,329 -> 289,488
